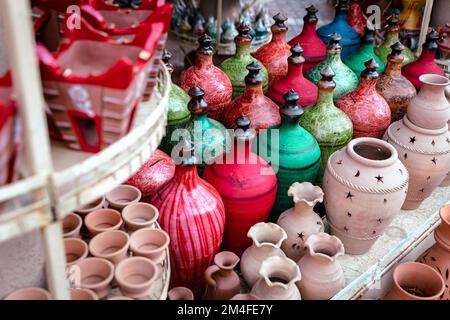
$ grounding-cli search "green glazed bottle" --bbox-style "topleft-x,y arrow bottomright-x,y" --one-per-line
300,66 -> 353,185
306,32 -> 359,102
220,22 -> 269,99
255,89 -> 321,220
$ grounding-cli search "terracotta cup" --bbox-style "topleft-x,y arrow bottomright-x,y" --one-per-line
106,185 -> 142,211
64,238 -> 89,266
168,287 -> 194,300
84,209 -> 123,237
89,230 -> 130,265
129,228 -> 170,264
70,288 -> 98,300
115,257 -> 158,299
4,287 -> 52,300
122,202 -> 159,232
74,196 -> 106,218
77,257 -> 115,299
62,213 -> 82,238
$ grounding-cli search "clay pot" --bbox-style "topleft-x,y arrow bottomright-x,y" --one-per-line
115,257 -> 158,299
74,195 -> 106,218
251,256 -> 302,300
203,251 -> 240,300
76,257 -> 115,299
4,287 -> 51,300
296,233 -> 345,300
122,202 -> 159,232
64,238 -> 88,266
129,228 -> 170,264
230,293 -> 261,300
168,287 -> 194,300
89,230 -> 130,266
240,222 -> 287,287
277,182 -> 324,262
62,213 -> 82,238
106,185 -> 142,211
384,262 -> 445,300
324,137 -> 409,254
70,288 -> 98,300
84,209 -> 123,237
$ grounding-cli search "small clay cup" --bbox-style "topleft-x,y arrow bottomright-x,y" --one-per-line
74,196 -> 106,218
70,288 -> 98,300
115,257 -> 158,299
77,257 -> 115,299
62,213 -> 82,238
64,238 -> 89,266
168,287 -> 194,300
84,209 -> 123,237
122,202 -> 159,232
129,228 -> 170,264
89,230 -> 130,265
106,185 -> 142,211
4,287 -> 52,300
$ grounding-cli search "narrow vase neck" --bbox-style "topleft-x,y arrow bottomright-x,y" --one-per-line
293,201 -> 315,215
356,78 -> 378,94
174,165 -> 200,189
271,31 -> 287,46
235,44 -> 251,57
286,61 -> 305,80
301,21 -> 317,35
418,48 -> 437,64
315,90 -> 335,109
196,53 -> 213,69
385,58 -> 402,76
243,84 -> 264,98
419,82 -> 447,98
384,31 -> 399,45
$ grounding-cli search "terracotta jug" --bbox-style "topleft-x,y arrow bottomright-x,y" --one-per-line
266,44 -> 318,107
376,42 -> 416,122
150,140 -> 225,295
336,59 -> 391,138
347,0 -> 366,37
179,34 -> 232,122
240,222 -> 287,287
223,62 -> 280,133
306,33 -> 359,102
288,5 -> 326,73
417,204 -> 450,300
277,182 -> 325,262
203,116 -> 277,256
220,22 -> 269,99
203,251 -> 240,300
250,256 -> 302,300
300,66 -> 353,185
324,137 -> 409,254
252,13 -> 291,84
296,233 -> 345,300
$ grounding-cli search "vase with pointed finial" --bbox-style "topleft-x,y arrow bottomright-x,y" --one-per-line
347,0 -> 366,37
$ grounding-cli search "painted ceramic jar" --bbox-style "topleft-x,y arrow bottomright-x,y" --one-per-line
220,22 -> 269,99
306,33 -> 359,102
288,5 -> 326,73
266,44 -> 318,107
324,137 -> 409,254
179,34 -> 232,122
203,251 -> 240,300
203,116 -> 277,256
277,182 -> 324,262
336,59 -> 391,138
300,66 -> 353,185
376,42 -> 416,122
347,0 -> 366,37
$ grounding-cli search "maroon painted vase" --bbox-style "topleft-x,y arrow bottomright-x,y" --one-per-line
179,34 -> 232,122
266,44 -> 318,108
203,116 -> 278,256
347,0 -> 366,37
336,59 -> 391,138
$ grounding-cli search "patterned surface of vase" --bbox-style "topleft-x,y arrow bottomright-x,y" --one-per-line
203,251 -> 241,300
347,0 -> 366,37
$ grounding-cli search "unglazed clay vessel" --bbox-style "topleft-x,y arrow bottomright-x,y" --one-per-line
70,288 -> 98,300
347,0 -> 366,37
74,196 -> 106,218
231,293 -> 261,300
250,256 -> 302,300
168,287 -> 194,300
129,228 -> 170,264
64,238 -> 89,267
277,182 -> 324,262
62,213 -> 82,238
105,185 -> 142,212
84,209 -> 123,237
4,287 -> 51,300
296,233 -> 345,300
203,251 -> 240,300
89,230 -> 130,265
122,202 -> 159,232
240,222 -> 287,287
77,257 -> 115,299
323,138 -> 409,254
115,257 -> 158,299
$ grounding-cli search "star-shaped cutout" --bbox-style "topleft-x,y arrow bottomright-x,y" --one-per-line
383,198 -> 387,204
346,192 -> 354,200
419,188 -> 425,193
404,153 -> 408,159
399,168 -> 403,175
354,170 -> 360,177
409,136 -> 416,144
343,226 -> 349,232
297,232 -> 305,240
347,212 -> 352,217
375,175 -> 384,183
431,140 -> 435,146
427,176 -> 431,181
446,137 -> 450,144
431,157 -> 437,164
377,218 -> 382,223
336,160 -> 343,165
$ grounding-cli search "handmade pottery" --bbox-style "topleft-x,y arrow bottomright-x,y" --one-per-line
384,262 -> 445,300
129,228 -> 170,264
84,209 -> 123,237
240,222 -> 287,287
74,196 -> 106,218
347,0 -> 366,37
231,293 -> 261,300
4,287 -> 51,300
70,288 -> 98,300
89,230 -> 130,265
115,257 -> 158,299
277,182 -> 324,262
168,287 -> 194,300
336,59 -> 391,138
203,251 -> 240,300
62,213 -> 82,238
324,137 -> 409,254
296,233 -> 345,300
106,185 -> 142,212
77,257 -> 115,299
398,0 -> 426,40
64,238 -> 89,267
122,202 -> 159,232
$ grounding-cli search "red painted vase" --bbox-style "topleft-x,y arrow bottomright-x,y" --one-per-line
203,116 -> 277,256
402,29 -> 445,90
288,5 -> 326,73
222,62 -> 280,132
252,13 -> 291,84
347,0 -> 366,37
151,140 -> 225,295
179,34 -> 232,122
336,59 -> 391,138
266,44 -> 318,107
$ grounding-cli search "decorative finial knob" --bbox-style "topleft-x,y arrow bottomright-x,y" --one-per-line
188,86 -> 208,115
320,66 -> 336,81
304,5 -> 318,23
245,62 -> 263,85
271,13 -> 288,32
289,43 -> 305,64
236,115 -> 251,132
162,49 -> 174,73
390,41 -> 404,56
197,33 -> 214,54
361,58 -> 379,79
281,89 -> 303,119
177,139 -> 197,166
362,26 -> 375,42
327,32 -> 342,51
424,29 -> 439,50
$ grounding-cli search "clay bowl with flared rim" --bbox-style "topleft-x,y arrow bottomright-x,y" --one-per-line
129,228 -> 170,264
84,209 -> 123,237
74,196 -> 106,218
70,288 -> 98,300
62,213 -> 83,238
168,287 -> 194,300
64,238 -> 89,266
230,293 -> 261,300
89,230 -> 130,265
107,296 -> 134,300
106,185 -> 142,211
4,287 -> 52,300
115,257 -> 158,299
122,202 -> 159,232
76,257 -> 115,299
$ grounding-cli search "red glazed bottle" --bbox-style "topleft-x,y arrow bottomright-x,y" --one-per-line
203,116 -> 278,256
179,34 -> 232,122
288,5 -> 327,73
266,44 -> 318,107
151,140 -> 225,295
252,13 -> 291,84
347,0 -> 366,37
402,29 -> 445,90
336,59 -> 391,138
223,62 -> 281,132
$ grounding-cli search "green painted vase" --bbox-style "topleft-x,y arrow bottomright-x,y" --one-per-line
300,66 -> 353,185
254,89 -> 321,220
306,33 -> 359,102
220,22 -> 269,99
